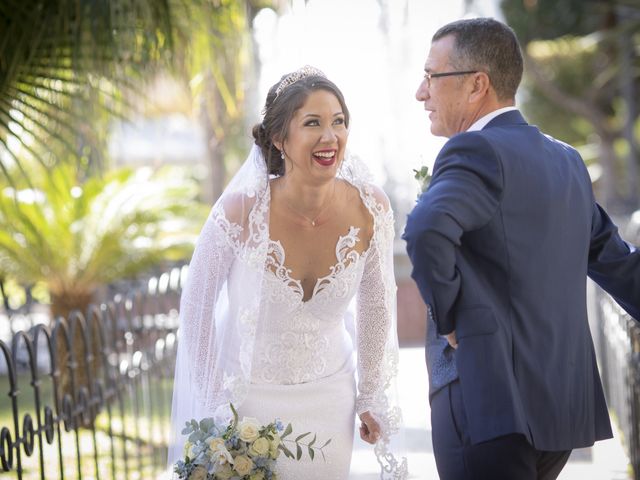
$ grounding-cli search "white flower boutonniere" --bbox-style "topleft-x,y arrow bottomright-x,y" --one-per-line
413,166 -> 432,195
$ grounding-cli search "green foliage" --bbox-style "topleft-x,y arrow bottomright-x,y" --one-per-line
0,162 -> 207,302
501,0 -> 640,206
0,0 -> 184,179
520,35 -> 600,146
501,0 -> 602,42
0,0 -> 280,309
183,0 -> 278,196
0,0 -> 280,189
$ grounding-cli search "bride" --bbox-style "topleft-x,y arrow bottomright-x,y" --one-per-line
168,66 -> 407,479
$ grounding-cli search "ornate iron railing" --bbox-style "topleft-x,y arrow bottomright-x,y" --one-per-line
592,284 -> 640,480
0,266 -> 185,479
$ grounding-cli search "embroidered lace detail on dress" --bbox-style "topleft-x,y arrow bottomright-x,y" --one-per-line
252,319 -> 331,384
264,226 -> 366,304
254,227 -> 367,385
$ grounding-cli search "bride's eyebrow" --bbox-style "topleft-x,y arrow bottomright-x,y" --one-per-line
301,111 -> 344,118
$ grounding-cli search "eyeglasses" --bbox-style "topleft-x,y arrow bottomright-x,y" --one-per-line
423,70 -> 478,88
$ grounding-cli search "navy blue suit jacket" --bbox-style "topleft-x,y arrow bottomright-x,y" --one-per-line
403,110 -> 640,451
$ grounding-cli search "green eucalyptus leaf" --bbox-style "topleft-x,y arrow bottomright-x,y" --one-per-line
281,423 -> 293,439
230,403 -> 239,430
295,432 -> 310,442
296,444 -> 302,461
279,444 -> 294,459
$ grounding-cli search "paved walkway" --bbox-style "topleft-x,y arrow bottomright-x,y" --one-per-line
350,347 -> 632,480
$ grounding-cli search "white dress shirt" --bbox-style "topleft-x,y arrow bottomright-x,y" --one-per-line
467,106 -> 518,132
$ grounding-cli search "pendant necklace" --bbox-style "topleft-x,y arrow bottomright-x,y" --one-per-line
283,182 -> 336,227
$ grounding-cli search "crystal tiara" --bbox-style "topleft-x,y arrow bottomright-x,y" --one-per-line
274,65 -> 326,99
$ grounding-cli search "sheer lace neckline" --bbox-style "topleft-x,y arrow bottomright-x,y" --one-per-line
266,226 -> 366,303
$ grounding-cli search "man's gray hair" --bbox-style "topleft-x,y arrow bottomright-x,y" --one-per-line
433,18 -> 523,101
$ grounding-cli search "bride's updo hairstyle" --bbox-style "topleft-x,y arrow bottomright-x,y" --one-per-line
252,66 -> 350,176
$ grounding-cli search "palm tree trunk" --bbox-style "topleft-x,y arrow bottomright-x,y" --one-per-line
50,290 -> 93,321
51,289 -> 100,426
199,76 -> 227,205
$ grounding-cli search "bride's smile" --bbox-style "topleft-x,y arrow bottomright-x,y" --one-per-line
312,148 -> 337,166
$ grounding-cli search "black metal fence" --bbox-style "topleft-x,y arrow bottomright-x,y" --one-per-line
591,283 -> 640,480
0,266 -> 184,479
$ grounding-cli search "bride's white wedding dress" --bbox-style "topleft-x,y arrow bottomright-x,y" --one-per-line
169,146 -> 407,480
240,226 -> 372,479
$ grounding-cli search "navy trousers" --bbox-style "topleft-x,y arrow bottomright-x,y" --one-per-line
431,380 -> 572,480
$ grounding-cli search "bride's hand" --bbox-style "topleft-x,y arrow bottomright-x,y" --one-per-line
359,411 -> 381,444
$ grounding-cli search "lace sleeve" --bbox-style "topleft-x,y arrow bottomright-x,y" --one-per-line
169,144 -> 272,470
355,187 -> 395,415
340,160 -> 408,478
179,208 -> 238,405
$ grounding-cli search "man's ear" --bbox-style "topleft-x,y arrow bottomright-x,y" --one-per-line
468,72 -> 491,103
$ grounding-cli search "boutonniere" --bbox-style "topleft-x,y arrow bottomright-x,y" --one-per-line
413,166 -> 432,194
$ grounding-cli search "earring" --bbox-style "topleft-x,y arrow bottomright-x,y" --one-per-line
280,152 -> 284,160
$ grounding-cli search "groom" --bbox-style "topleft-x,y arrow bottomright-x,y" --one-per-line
403,17 -> 640,480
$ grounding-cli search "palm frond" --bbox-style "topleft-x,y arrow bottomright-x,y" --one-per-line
0,162 -> 205,297
0,0 -> 183,178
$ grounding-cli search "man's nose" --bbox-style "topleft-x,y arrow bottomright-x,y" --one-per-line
416,79 -> 429,101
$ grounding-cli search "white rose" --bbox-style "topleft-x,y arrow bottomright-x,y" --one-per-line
215,464 -> 234,479
206,436 -> 225,453
248,437 -> 270,457
237,417 -> 261,442
213,446 -> 234,466
234,455 -> 254,476
189,465 -> 207,480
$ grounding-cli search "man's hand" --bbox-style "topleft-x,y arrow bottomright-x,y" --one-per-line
446,330 -> 458,349
359,411 -> 381,444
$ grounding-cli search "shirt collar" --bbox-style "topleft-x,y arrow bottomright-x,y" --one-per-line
466,106 -> 518,132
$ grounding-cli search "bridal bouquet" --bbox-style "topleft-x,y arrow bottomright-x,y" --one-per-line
174,404 -> 331,480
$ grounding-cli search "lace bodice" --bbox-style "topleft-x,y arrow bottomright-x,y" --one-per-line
195,183 -> 394,415
264,226 -> 366,308
252,226 -> 367,385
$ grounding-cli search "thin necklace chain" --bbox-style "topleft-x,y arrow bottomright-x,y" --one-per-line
281,181 -> 336,227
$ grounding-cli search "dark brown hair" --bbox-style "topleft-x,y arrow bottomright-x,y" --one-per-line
433,18 -> 523,101
252,73 -> 350,176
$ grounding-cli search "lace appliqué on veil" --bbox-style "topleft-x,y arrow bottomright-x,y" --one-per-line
207,187 -> 271,417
